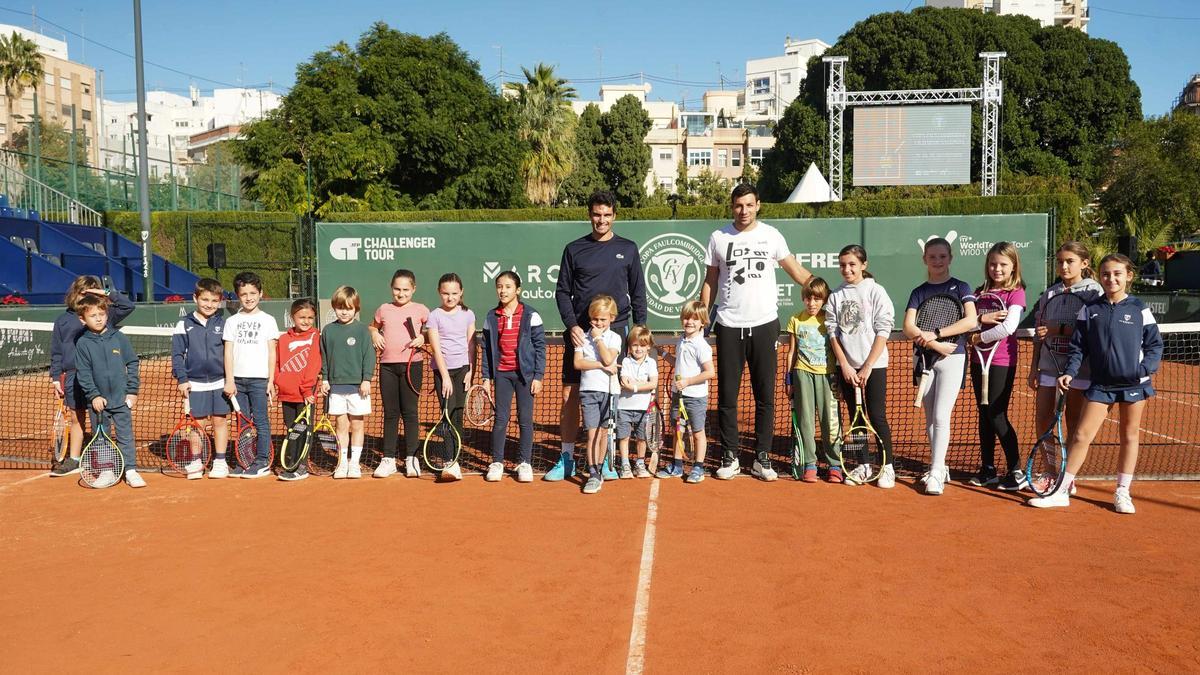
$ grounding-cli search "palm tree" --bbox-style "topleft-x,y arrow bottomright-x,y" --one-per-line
0,31 -> 44,150
505,63 -> 577,206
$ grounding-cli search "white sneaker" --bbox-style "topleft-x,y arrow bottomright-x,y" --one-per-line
515,462 -> 533,483
924,470 -> 944,495
876,464 -> 896,489
1028,490 -> 1070,509
208,458 -> 229,479
373,457 -> 397,478
125,469 -> 147,489
442,462 -> 463,481
94,469 -> 117,487
333,462 -> 349,479
845,464 -> 871,486
347,463 -> 362,479
1114,488 -> 1135,514
715,459 -> 741,480
485,462 -> 504,482
1070,481 -> 1078,496
750,461 -> 778,482
185,459 -> 204,480
405,456 -> 421,478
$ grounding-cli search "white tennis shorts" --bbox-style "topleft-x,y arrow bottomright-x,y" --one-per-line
328,384 -> 371,416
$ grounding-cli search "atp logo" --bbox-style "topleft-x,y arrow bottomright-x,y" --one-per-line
330,238 -> 363,261
916,231 -> 958,251
639,233 -> 705,319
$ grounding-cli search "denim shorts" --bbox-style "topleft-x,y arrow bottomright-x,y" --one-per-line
1085,383 -> 1155,405
671,395 -> 707,433
188,387 -> 231,418
616,408 -> 649,440
580,390 -> 612,429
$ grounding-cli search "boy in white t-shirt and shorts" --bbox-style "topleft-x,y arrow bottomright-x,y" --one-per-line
223,272 -> 279,478
616,325 -> 658,478
574,295 -> 622,494
660,301 -> 715,483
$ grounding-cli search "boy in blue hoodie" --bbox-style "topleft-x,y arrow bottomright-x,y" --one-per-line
172,278 -> 231,479
74,294 -> 143,488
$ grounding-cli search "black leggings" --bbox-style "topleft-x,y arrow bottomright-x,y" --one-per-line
434,365 -> 469,432
380,362 -> 422,459
714,319 -> 779,464
836,368 -> 894,467
969,362 -> 1020,473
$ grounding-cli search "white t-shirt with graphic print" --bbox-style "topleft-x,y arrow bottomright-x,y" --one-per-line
223,310 -> 280,379
704,221 -> 791,328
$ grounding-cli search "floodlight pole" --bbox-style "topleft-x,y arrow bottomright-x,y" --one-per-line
133,0 -> 154,301
980,52 -> 1006,197
822,56 -> 848,202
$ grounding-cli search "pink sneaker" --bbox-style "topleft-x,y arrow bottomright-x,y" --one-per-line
827,468 -> 844,484
802,468 -> 819,483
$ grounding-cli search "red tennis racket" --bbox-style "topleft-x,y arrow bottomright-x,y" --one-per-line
165,399 -> 211,477
229,396 -> 267,469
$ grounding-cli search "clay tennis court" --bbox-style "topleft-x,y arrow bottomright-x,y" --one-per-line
3,470 -> 1199,672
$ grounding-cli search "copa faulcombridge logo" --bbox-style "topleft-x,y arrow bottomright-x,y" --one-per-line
329,236 -> 437,261
639,233 -> 705,319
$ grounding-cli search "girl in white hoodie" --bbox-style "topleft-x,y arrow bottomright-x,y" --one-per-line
825,245 -> 896,487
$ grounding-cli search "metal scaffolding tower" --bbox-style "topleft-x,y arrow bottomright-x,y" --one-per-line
822,52 -> 1006,200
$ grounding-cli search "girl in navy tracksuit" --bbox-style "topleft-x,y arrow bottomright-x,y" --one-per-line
1029,254 -> 1163,514
480,271 -> 546,482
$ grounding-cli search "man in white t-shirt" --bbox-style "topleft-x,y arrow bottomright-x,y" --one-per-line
700,183 -> 812,482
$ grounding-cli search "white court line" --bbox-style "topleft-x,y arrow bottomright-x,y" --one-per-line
0,472 -> 49,492
625,479 -> 661,675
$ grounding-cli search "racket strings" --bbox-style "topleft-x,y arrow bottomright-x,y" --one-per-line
81,434 -> 122,487
308,424 -> 339,476
915,297 -> 964,333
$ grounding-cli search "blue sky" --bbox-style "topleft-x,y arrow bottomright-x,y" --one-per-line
3,1 -> 1196,115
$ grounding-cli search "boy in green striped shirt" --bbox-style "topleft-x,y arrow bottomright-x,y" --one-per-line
320,286 -> 375,478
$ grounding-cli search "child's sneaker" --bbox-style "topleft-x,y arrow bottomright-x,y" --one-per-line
582,476 -> 603,494
278,468 -> 309,481
1114,487 -> 1135,514
333,462 -> 349,479
240,461 -> 272,479
750,460 -> 778,482
634,460 -> 652,479
656,461 -> 684,479
405,456 -> 421,478
51,457 -> 80,477
374,457 -> 397,478
923,469 -> 944,495
1028,490 -> 1070,509
124,469 -> 147,488
998,470 -> 1028,491
442,462 -> 463,481
801,467 -> 819,483
543,451 -> 574,482
208,458 -> 230,479
685,464 -> 706,484
715,459 -> 741,480
826,467 -> 844,484
619,462 -> 633,479
485,462 -> 504,482
968,466 -> 999,487
347,463 -> 362,479
845,464 -> 871,485
876,464 -> 896,489
601,458 -> 619,481
184,459 -> 204,480
515,462 -> 533,483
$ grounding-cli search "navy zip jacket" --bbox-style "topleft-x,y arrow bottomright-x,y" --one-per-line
555,233 -> 647,330
1066,296 -> 1163,390
75,327 -> 140,408
171,312 -> 228,383
481,302 -> 546,383
49,290 -> 135,380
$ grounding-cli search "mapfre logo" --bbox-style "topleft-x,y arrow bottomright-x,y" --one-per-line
330,238 -> 362,261
639,233 -> 705,319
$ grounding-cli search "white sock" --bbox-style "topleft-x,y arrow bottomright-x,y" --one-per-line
1117,472 -> 1133,490
1060,471 -> 1077,495
561,442 -> 574,456
338,447 -> 348,463
350,446 -> 362,463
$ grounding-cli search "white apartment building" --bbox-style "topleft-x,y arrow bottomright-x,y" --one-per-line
743,38 -> 831,123
925,0 -> 1090,32
100,86 -> 282,177
572,83 -> 682,194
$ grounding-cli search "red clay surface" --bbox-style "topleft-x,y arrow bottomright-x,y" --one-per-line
3,472 -> 1199,673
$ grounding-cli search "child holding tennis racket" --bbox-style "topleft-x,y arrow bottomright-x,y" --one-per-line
74,294 -> 142,488
480,271 -> 545,483
1029,254 -> 1163,513
903,238 -> 978,496
426,273 -> 476,482
784,277 -> 843,483
575,295 -> 622,494
369,269 -> 430,479
171,278 -> 231,479
617,326 -> 658,479
966,243 -> 1027,490
276,298 -> 322,482
660,301 -> 714,484
1028,241 -> 1103,494
321,286 -> 374,479
223,271 -> 279,479
826,245 -> 895,487
49,275 -> 135,478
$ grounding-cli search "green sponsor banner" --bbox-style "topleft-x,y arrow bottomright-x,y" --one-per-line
317,215 -> 1048,332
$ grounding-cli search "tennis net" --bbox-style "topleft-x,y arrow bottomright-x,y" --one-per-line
1,320 -> 1196,479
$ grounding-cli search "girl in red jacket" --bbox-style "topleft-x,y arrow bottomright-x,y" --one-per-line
275,298 -> 322,481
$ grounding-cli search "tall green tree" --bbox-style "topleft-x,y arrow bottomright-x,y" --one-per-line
235,24 -> 526,212
759,8 -> 1141,201
558,103 -> 605,205
0,32 -> 43,150
599,95 -> 651,207
505,63 -> 577,206
1100,112 -> 1200,239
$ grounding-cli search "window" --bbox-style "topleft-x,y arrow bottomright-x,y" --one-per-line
61,104 -> 72,116
60,78 -> 71,91
732,149 -> 742,167
44,73 -> 54,86
749,148 -> 765,166
81,109 -> 91,121
781,72 -> 792,85
175,120 -> 189,128
717,149 -> 727,167
752,77 -> 770,95
658,177 -> 674,191
83,84 -> 91,95
687,149 -> 712,167
658,149 -> 673,161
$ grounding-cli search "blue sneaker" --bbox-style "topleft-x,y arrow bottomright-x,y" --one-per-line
240,461 -> 272,479
229,464 -> 247,477
656,461 -> 684,479
543,451 -> 575,482
601,457 -> 619,481
685,464 -> 706,484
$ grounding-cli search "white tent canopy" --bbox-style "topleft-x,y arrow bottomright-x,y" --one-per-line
785,162 -> 840,203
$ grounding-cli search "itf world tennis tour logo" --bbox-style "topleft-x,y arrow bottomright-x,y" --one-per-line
639,233 -> 705,319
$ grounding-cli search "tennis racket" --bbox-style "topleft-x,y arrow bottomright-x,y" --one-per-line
604,372 -> 620,477
672,394 -> 690,464
80,410 -> 123,489
229,396 -> 264,469
308,410 -> 339,476
840,386 -> 886,484
643,397 -> 664,472
404,317 -> 436,395
51,383 -> 70,463
790,411 -> 804,480
1040,291 -> 1086,375
422,402 -> 462,472
1026,390 -> 1068,497
913,293 -> 965,407
972,291 -> 1007,406
465,383 -> 495,427
279,403 -> 314,472
165,399 -> 211,477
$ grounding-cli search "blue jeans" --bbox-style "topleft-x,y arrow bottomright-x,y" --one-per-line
235,377 -> 272,464
89,405 -> 136,470
491,370 -> 533,464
